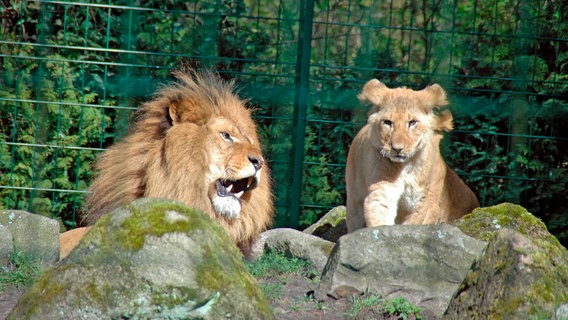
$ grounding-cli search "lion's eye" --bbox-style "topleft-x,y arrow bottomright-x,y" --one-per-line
383,120 -> 393,127
408,120 -> 418,128
220,131 -> 233,142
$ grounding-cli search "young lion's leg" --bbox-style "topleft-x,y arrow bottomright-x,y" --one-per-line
364,182 -> 403,226
346,200 -> 366,233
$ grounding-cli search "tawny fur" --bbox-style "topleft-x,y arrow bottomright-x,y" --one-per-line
60,226 -> 92,259
82,70 -> 274,250
346,79 -> 479,233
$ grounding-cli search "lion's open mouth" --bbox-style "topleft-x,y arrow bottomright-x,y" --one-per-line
216,177 -> 257,200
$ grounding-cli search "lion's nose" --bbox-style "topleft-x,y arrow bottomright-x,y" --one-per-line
249,155 -> 264,171
392,147 -> 403,154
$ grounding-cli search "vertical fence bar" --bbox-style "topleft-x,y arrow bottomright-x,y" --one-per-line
289,0 -> 314,228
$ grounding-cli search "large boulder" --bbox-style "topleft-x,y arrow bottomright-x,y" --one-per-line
0,210 -> 59,265
9,198 -> 272,320
445,203 -> 568,319
316,224 -> 486,317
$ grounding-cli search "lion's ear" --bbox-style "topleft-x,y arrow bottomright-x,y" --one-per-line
436,109 -> 454,132
168,96 -> 210,126
358,79 -> 389,107
420,84 -> 448,110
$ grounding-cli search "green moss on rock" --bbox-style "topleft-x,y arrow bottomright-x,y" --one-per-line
9,198 -> 272,320
446,203 -> 568,319
113,202 -> 210,251
454,202 -> 556,244
303,205 -> 347,242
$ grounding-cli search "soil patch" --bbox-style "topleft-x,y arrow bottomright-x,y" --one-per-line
0,287 -> 24,320
257,270 -> 426,320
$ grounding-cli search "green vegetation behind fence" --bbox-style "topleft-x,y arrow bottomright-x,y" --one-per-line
1,0 -> 567,244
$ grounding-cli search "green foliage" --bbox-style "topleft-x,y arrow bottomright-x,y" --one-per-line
347,292 -> 422,320
0,1 -> 115,227
346,292 -> 383,319
245,251 -> 318,303
380,297 -> 422,320
245,251 -> 315,279
443,0 -> 568,244
0,251 -> 42,292
1,0 -> 567,243
299,127 -> 343,228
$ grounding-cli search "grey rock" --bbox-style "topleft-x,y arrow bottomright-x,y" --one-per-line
554,304 -> 568,320
0,224 -> 14,266
444,228 -> 568,319
0,210 -> 59,265
317,224 -> 486,317
447,203 -> 568,319
303,206 -> 347,242
9,198 -> 272,320
249,228 -> 335,274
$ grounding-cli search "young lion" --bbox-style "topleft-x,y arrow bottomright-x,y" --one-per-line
71,70 -> 273,254
346,79 -> 479,233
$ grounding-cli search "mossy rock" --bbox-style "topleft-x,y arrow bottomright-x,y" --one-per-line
303,205 -> 347,242
454,202 -> 559,245
446,203 -> 568,319
9,198 -> 272,320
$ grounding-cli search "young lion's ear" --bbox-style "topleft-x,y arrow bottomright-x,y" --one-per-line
168,94 -> 210,126
420,84 -> 448,110
436,109 -> 454,132
358,79 -> 389,107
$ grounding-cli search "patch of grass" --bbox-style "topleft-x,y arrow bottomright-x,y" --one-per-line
347,293 -> 422,320
346,292 -> 383,319
290,292 -> 327,312
0,250 -> 42,292
259,282 -> 283,301
381,297 -> 422,320
245,251 -> 316,279
245,251 -> 319,304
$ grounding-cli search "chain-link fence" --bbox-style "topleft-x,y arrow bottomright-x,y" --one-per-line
1,0 -> 567,243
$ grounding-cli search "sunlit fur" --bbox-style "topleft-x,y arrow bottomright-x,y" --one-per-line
346,79 -> 479,232
82,70 -> 274,250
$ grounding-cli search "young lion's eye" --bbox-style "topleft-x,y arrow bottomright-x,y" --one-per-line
220,131 -> 233,142
408,120 -> 419,128
383,119 -> 393,127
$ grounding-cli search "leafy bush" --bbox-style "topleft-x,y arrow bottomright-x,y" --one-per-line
0,1 -> 115,227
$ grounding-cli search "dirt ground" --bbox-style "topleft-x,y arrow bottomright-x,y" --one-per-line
0,288 -> 24,320
259,273 -> 425,320
0,275 -> 424,320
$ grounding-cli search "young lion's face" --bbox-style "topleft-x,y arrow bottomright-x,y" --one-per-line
359,79 -> 453,164
370,99 -> 431,163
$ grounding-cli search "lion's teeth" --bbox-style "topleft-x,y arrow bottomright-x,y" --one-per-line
226,184 -> 233,193
235,191 -> 244,198
247,177 -> 253,188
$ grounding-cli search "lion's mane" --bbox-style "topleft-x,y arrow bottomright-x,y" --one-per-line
83,70 -> 273,249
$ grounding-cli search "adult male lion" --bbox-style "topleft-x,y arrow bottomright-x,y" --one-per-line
64,70 -> 273,256
346,79 -> 479,233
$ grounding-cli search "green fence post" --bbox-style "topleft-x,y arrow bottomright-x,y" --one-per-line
289,0 -> 314,228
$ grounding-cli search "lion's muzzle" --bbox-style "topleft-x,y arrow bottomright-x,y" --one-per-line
211,155 -> 263,220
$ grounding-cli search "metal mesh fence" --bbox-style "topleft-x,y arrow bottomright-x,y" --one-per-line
1,0 -> 567,243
